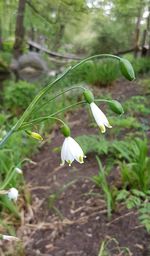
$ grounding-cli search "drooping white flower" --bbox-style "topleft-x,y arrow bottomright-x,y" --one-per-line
1,234 -> 20,242
90,102 -> 112,133
7,188 -> 19,202
61,137 -> 86,166
15,167 -> 23,174
15,167 -> 22,174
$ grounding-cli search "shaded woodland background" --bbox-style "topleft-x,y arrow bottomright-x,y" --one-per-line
0,1 -> 150,256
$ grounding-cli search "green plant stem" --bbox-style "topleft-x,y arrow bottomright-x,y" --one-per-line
18,101 -> 86,130
0,167 -> 17,189
33,85 -> 86,114
72,54 -> 120,71
0,126 -> 17,148
18,98 -> 112,130
0,54 -> 120,148
98,241 -> 106,256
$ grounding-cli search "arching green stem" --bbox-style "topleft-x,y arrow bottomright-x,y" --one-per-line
18,99 -> 111,130
32,85 -> 86,114
0,54 -> 121,148
18,101 -> 86,130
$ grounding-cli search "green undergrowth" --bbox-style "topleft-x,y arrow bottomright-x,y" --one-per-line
0,77 -> 85,221
90,134 -> 150,232
55,59 -> 120,88
0,72 -> 149,235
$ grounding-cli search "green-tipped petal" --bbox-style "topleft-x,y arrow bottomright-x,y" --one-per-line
99,125 -> 106,133
79,156 -> 84,164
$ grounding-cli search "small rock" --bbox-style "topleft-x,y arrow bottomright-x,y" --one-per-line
86,233 -> 93,238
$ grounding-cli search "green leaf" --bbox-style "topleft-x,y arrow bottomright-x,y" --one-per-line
131,189 -> 146,198
126,195 -> 141,209
116,189 -> 129,201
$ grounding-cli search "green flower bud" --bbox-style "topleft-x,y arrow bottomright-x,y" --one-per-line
61,124 -> 70,137
119,58 -> 135,81
108,100 -> 124,115
83,90 -> 94,104
26,130 -> 43,140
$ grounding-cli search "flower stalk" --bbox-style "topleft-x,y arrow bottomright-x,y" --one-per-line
0,54 -> 133,148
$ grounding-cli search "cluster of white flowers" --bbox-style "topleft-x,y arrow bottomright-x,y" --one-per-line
61,90 -> 112,166
0,91 -> 116,204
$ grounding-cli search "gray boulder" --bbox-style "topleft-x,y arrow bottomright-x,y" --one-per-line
11,52 -> 48,82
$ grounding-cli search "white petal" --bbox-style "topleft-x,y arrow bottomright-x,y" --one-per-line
61,138 -> 68,162
15,167 -> 23,174
67,137 -> 84,163
61,138 -> 74,165
2,235 -> 20,241
7,188 -> 18,202
90,102 -> 112,130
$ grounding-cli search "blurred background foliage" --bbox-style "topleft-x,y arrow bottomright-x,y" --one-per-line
0,0 -> 149,56
0,0 -> 149,235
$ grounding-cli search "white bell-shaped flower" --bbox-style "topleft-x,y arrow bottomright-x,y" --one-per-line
61,137 -> 85,166
90,102 -> 112,133
1,235 -> 20,241
7,188 -> 19,202
15,167 -> 23,174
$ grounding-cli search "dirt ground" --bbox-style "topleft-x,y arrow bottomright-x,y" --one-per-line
18,80 -> 150,256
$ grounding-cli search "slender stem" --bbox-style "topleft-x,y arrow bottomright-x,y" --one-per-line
0,68 -> 71,148
50,101 -> 86,117
18,101 -> 86,130
95,99 -> 112,103
0,126 -> 16,149
71,54 -> 120,71
33,85 -> 86,114
18,98 -> 112,130
45,116 -> 66,126
0,54 -> 121,148
0,167 -> 16,189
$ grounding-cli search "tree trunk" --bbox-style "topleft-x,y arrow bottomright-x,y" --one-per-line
134,4 -> 143,58
0,20 -> 3,50
13,0 -> 26,59
52,24 -> 65,51
147,6 -> 150,56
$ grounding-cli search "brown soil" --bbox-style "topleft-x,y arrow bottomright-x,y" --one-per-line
18,79 -> 150,256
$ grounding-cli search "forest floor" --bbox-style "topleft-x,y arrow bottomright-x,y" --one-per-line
17,80 -> 150,256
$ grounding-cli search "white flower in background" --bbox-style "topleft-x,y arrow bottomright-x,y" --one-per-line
61,137 -> 86,166
7,188 -> 19,202
90,102 -> 112,133
15,167 -> 23,174
1,234 -> 20,242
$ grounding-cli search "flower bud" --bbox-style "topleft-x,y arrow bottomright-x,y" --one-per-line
26,131 -> 43,141
119,58 -> 135,81
108,100 -> 124,115
61,124 -> 70,137
83,90 -> 94,104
